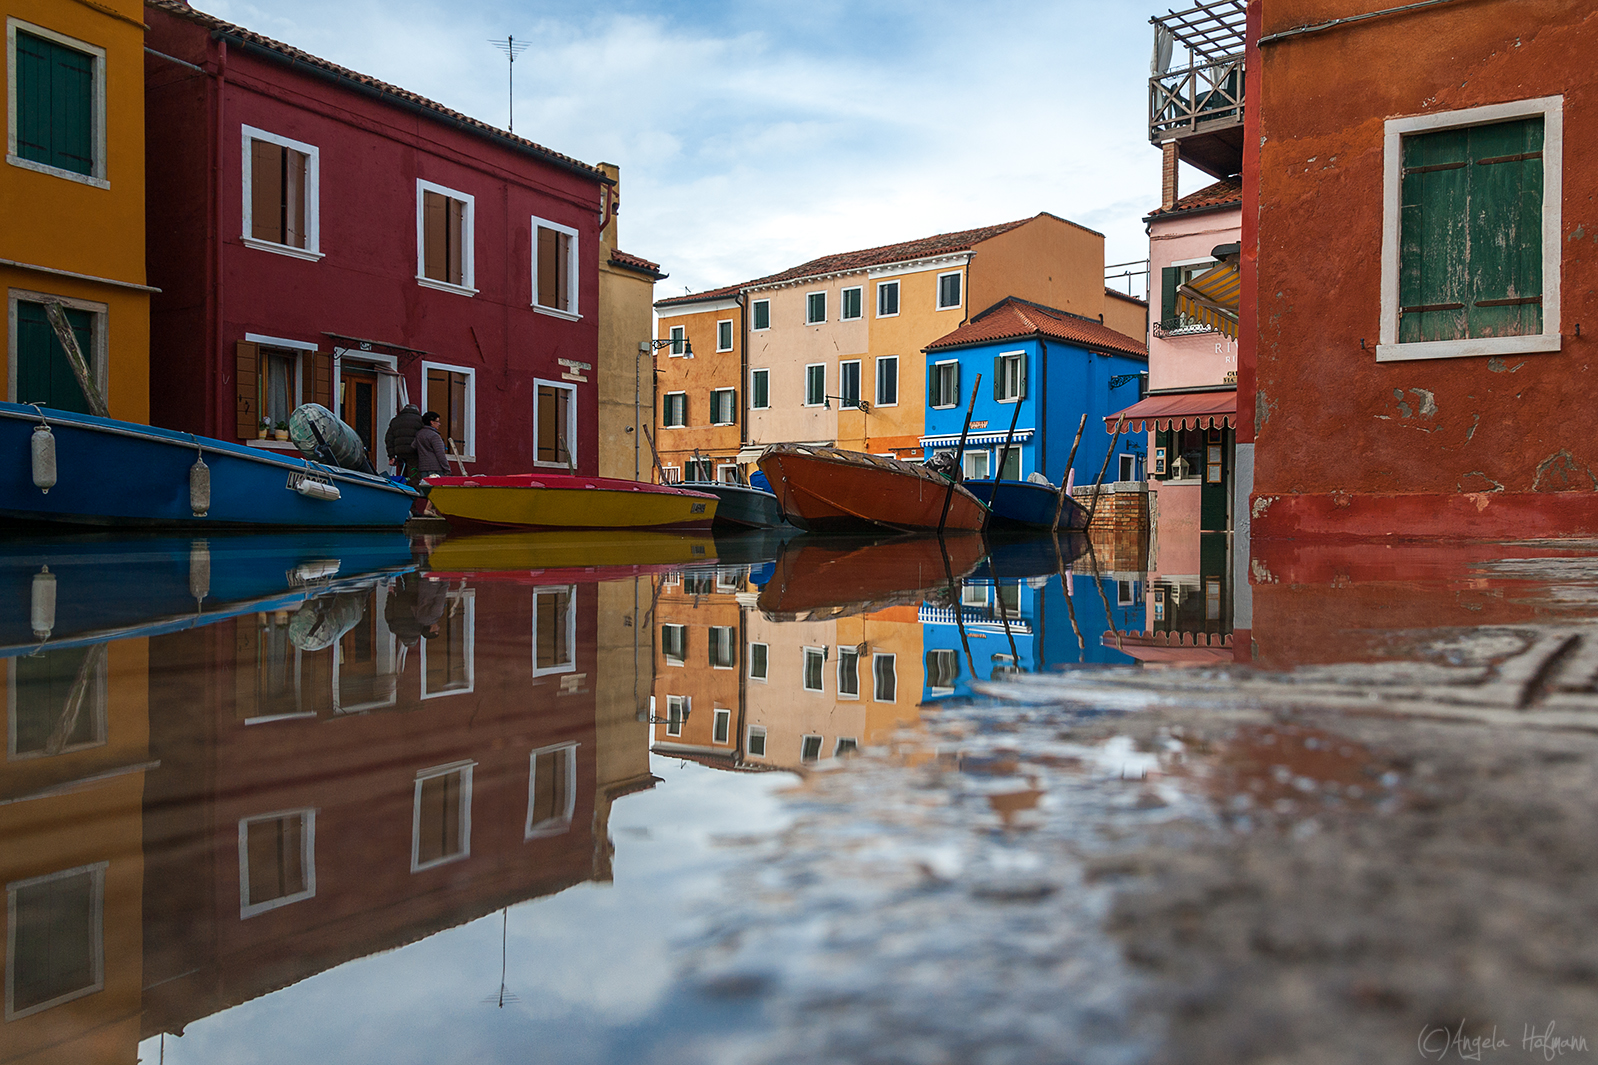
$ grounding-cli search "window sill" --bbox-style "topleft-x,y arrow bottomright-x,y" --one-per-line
711,420 -> 735,426
931,403 -> 958,410
662,424 -> 686,430
246,438 -> 300,450
416,276 -> 478,297
1375,333 -> 1562,363
7,154 -> 108,189
841,316 -> 863,323
876,312 -> 900,319
715,347 -> 733,354
874,402 -> 899,409
532,304 -> 581,322
242,236 -> 324,262
936,304 -> 962,312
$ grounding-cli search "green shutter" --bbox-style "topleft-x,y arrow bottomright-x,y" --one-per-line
992,356 -> 1001,400
15,31 -> 95,176
15,302 -> 93,413
1399,126 -> 1469,343
1018,355 -> 1027,400
1160,267 -> 1180,328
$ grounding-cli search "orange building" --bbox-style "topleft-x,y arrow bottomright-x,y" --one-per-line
650,291 -> 744,483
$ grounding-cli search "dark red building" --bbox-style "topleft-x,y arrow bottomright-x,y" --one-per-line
143,0 -> 608,474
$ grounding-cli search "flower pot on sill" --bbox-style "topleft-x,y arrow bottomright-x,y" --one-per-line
274,430 -> 290,441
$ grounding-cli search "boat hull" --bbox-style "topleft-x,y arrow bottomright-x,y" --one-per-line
757,532 -> 986,619
689,482 -> 789,528
757,444 -> 986,533
424,474 -> 717,530
963,479 -> 1089,531
1,402 -> 418,528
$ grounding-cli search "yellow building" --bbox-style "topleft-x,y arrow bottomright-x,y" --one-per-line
594,163 -> 666,481
1,0 -> 149,421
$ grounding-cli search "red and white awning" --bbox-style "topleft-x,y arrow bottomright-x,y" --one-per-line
1105,390 -> 1236,433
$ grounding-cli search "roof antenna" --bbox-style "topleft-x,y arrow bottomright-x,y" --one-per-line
489,36 -> 530,133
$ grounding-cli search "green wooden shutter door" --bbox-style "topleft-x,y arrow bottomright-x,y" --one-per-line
1399,126 -> 1469,343
992,356 -> 1001,400
1160,267 -> 1179,327
15,32 -> 93,175
1018,355 -> 1027,401
16,302 -> 93,414
1468,117 -> 1543,338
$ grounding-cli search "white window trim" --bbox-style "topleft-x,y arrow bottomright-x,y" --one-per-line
800,734 -> 824,761
836,647 -> 860,700
930,358 -> 960,409
662,623 -> 686,666
712,707 -> 731,746
936,270 -> 963,311
996,350 -> 1025,404
5,862 -> 106,1020
872,652 -> 897,703
531,213 -> 581,319
665,694 -> 688,736
525,743 -> 578,839
803,363 -> 825,407
835,737 -> 859,756
710,625 -> 737,669
238,810 -> 316,918
661,465 -> 681,484
667,324 -> 688,357
1378,95 -> 1563,363
7,288 -> 109,406
415,179 -> 477,295
748,641 -> 769,681
875,355 -> 899,408
410,760 -> 474,872
963,449 -> 991,480
419,586 -> 475,699
6,640 -> 107,757
419,359 -> 477,461
662,390 -> 688,428
240,124 -> 323,261
534,377 -> 578,470
531,584 -> 578,676
750,368 -> 770,410
876,279 -> 901,318
751,298 -> 771,331
716,318 -> 734,352
746,725 -> 768,757
838,359 -> 862,409
805,290 -> 827,325
803,646 -> 825,692
840,285 -> 863,321
716,462 -> 739,483
5,18 -> 107,188
710,387 -> 736,426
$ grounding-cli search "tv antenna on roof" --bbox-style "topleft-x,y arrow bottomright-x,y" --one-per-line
489,36 -> 530,133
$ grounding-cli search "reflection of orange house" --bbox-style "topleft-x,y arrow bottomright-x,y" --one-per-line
650,567 -> 749,764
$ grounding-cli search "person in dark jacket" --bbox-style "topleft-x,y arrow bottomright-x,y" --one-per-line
414,411 -> 452,477
384,404 -> 424,478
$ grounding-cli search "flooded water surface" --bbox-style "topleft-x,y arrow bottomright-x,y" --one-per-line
2,528 -> 1596,1064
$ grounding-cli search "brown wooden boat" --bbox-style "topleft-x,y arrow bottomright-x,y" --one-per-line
757,443 -> 987,533
757,532 -> 986,620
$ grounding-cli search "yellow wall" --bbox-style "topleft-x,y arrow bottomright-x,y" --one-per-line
1103,290 -> 1148,342
966,214 -> 1105,322
863,263 -> 970,454
595,166 -> 658,481
0,0 -> 148,421
654,302 -> 743,479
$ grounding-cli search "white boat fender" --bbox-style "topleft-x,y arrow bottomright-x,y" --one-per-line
295,478 -> 341,501
31,424 -> 56,493
189,541 -> 211,603
190,450 -> 210,517
31,566 -> 56,639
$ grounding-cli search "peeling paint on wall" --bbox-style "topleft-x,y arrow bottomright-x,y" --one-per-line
1458,471 -> 1503,493
1487,357 -> 1525,373
1251,495 -> 1275,519
1408,388 -> 1437,417
1532,450 -> 1598,492
1255,389 -> 1277,430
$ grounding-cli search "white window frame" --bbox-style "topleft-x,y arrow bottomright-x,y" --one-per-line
709,625 -> 737,669
936,270 -> 963,311
838,359 -> 861,409
533,377 -> 578,470
419,359 -> 477,462
1378,95 -> 1563,363
667,324 -> 687,356
752,298 -> 771,331
661,623 -> 687,666
237,809 -> 317,918
5,19 -> 107,188
710,387 -> 736,426
802,646 -> 825,692
748,641 -> 768,681
661,465 -> 681,484
840,286 -> 863,321
531,213 -> 580,319
875,355 -> 898,408
6,638 -> 108,758
415,179 -> 476,296
876,279 -> 900,318
662,390 -> 687,428
5,862 -> 106,1020
712,707 -> 731,745
240,124 -> 322,261
7,289 -> 109,406
746,725 -> 768,757
716,318 -> 734,352
930,359 -> 959,409
531,584 -> 578,677
805,291 -> 827,325
410,760 -> 474,872
525,743 -> 578,839
750,368 -> 770,409
665,694 -> 688,736
836,646 -> 860,700
835,737 -> 859,756
800,734 -> 823,761
717,463 -> 739,483
995,351 -> 1025,403
803,363 -> 825,407
1118,454 -> 1138,482
419,585 -> 475,700
872,652 -> 897,703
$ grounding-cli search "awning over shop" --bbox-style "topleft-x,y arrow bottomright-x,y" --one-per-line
1105,390 -> 1235,434
736,447 -> 767,463
919,429 -> 1035,448
1175,261 -> 1240,339
1103,630 -> 1233,664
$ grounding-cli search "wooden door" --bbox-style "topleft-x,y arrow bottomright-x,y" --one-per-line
340,368 -> 379,460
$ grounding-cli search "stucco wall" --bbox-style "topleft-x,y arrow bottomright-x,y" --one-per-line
1149,208 -> 1241,392
744,282 -> 865,448
653,301 -> 742,478
968,215 -> 1105,322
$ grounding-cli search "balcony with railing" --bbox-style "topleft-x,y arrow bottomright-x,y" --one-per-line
1148,0 -> 1247,179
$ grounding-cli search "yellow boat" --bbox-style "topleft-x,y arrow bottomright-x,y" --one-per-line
423,473 -> 718,530
425,529 -> 715,576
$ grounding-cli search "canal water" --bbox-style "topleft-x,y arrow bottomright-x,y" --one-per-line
1,527 -> 1595,1064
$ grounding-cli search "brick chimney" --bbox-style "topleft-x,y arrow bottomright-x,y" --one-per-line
1161,141 -> 1180,212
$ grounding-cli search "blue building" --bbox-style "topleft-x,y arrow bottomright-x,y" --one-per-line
920,298 -> 1148,487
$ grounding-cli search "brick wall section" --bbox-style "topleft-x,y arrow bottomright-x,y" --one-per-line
1073,482 -> 1149,532
1161,141 -> 1180,211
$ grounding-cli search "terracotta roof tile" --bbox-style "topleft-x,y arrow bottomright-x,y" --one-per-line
147,1 -> 606,183
609,249 -> 666,279
924,297 -> 1147,359
1143,177 -> 1242,221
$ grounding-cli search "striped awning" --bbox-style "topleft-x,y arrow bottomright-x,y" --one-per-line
1106,391 -> 1235,433
1176,261 -> 1240,339
919,429 -> 1035,448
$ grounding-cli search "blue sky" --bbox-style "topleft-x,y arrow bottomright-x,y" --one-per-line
202,0 -> 1182,299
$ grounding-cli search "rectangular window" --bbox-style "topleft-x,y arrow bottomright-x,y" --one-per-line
1117,580 -> 1137,606
661,465 -> 681,484
841,286 -> 863,320
928,361 -> 959,408
994,352 -> 1026,402
668,324 -> 687,356
801,734 -> 823,761
422,363 -> 473,459
239,810 -> 316,917
1119,454 -> 1137,482
926,649 -> 959,694
963,449 -> 990,481
533,216 -> 579,315
717,464 -> 739,484
661,624 -> 686,665
804,364 -> 825,406
937,270 -> 962,310
8,644 -> 107,757
803,647 -> 824,692
412,762 -> 472,871
839,360 -> 861,409
526,744 -> 577,838
662,391 -> 687,427
962,583 -> 989,607
877,280 -> 899,317
9,23 -> 103,184
1380,98 -> 1562,362
997,446 -> 1021,481
420,587 -> 474,699
259,347 -> 303,429
416,181 -> 474,292
875,356 -> 898,407
710,388 -> 737,425
532,585 -> 576,676
837,647 -> 859,698
536,380 -> 575,468
752,299 -> 771,331
683,571 -> 714,595
709,626 -> 736,668
712,708 -> 731,745
6,863 -> 105,1020
835,738 -> 859,757
748,642 -> 768,680
716,319 -> 734,352
685,458 -> 712,483
747,726 -> 767,757
751,368 -> 770,409
806,291 -> 826,324
243,127 -> 318,257
10,295 -> 103,414
665,695 -> 687,736
996,584 -> 1020,617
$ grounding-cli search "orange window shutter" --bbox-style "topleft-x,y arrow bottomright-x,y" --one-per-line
251,141 -> 282,242
537,227 -> 558,307
311,351 -> 332,408
235,340 -> 260,440
447,199 -> 465,285
555,232 -> 570,310
423,192 -> 445,280
284,149 -> 306,248
450,372 -> 467,450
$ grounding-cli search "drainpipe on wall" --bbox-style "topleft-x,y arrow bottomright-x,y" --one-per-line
210,37 -> 228,439
1038,338 -> 1048,483
737,290 -> 749,477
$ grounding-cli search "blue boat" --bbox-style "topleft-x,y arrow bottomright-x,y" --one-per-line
2,401 -> 418,528
963,478 -> 1088,531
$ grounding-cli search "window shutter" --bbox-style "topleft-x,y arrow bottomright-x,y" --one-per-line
538,227 -> 558,307
234,628 -> 260,720
992,356 -> 1001,400
730,390 -> 737,425
1467,117 -> 1543,338
251,140 -> 281,242
310,350 -> 333,409
446,199 -> 465,286
1399,126 -> 1469,343
1160,266 -> 1179,326
928,365 -> 937,408
423,192 -> 445,280
1018,355 -> 1027,401
235,341 -> 260,440
285,149 -> 306,248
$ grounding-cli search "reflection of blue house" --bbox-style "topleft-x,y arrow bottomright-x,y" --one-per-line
920,298 -> 1148,486
919,572 -> 1146,703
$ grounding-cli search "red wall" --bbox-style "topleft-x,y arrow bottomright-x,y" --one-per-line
1250,0 -> 1598,539
145,8 -> 604,475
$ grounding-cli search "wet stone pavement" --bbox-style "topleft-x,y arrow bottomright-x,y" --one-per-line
0,529 -> 1595,1064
